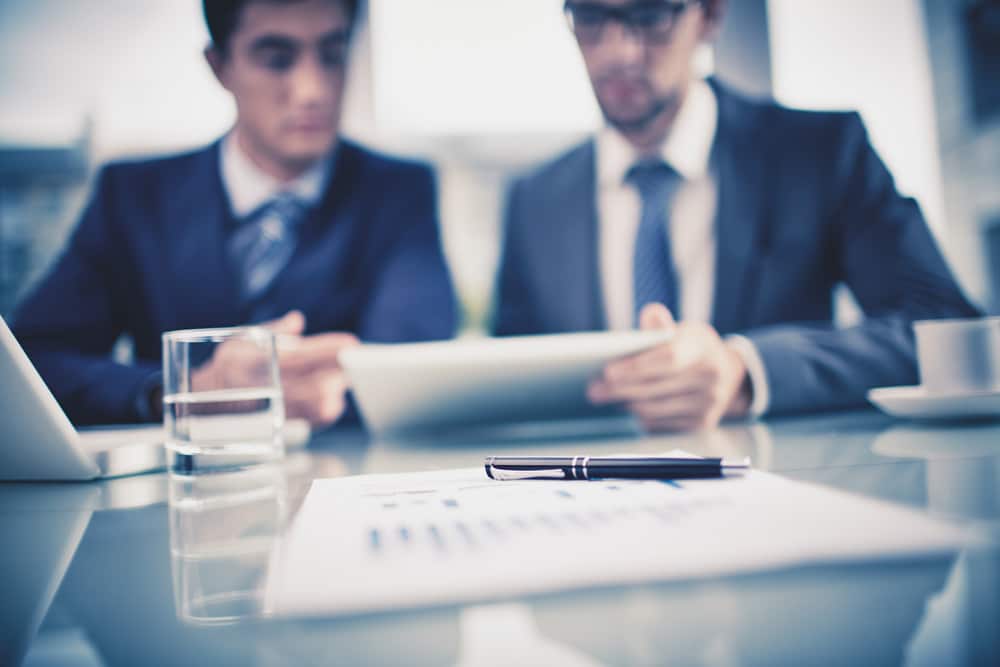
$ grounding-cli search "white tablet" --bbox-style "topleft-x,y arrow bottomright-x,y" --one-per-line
340,330 -> 672,437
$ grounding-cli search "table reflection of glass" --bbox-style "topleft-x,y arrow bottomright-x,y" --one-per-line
168,463 -> 287,626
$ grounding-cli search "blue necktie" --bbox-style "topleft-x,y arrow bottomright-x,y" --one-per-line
627,161 -> 681,326
228,192 -> 307,305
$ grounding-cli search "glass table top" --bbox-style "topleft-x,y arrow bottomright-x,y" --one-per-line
2,410 -> 998,666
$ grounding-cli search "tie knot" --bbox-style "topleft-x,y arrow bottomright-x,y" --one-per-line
267,192 -> 307,226
241,192 -> 308,228
625,161 -> 679,202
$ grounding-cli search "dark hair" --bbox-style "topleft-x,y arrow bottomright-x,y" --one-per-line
203,0 -> 360,53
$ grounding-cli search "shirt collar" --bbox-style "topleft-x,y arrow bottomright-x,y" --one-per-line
597,77 -> 718,187
220,132 -> 333,219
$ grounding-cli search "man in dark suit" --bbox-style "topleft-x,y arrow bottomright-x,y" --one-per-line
13,0 -> 456,427
495,0 -> 979,431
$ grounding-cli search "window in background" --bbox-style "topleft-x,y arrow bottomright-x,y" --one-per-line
768,0 -> 946,237
368,0 -> 599,138
0,0 -> 232,163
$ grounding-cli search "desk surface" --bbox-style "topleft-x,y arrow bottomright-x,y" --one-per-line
2,410 -> 999,666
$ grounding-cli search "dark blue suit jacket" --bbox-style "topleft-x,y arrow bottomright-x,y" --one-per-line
13,139 -> 457,425
495,80 -> 980,415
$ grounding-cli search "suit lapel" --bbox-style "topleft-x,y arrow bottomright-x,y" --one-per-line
161,142 -> 246,327
555,141 -> 605,331
710,81 -> 771,335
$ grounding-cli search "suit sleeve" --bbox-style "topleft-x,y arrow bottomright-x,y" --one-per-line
492,178 -> 534,336
11,167 -> 160,425
743,114 -> 981,415
358,165 -> 458,343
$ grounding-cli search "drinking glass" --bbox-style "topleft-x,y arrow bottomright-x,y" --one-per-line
162,327 -> 284,470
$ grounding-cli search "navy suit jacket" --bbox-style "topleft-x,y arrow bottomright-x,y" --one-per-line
495,80 -> 980,415
13,139 -> 457,425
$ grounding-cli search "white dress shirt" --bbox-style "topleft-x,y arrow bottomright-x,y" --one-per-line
595,79 -> 770,416
220,132 -> 332,218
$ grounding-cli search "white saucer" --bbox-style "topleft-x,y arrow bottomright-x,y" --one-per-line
867,385 -> 1000,421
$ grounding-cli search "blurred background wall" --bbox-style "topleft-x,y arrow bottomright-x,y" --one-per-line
1,0 -> 997,328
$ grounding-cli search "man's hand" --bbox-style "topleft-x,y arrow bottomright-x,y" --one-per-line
269,311 -> 359,428
192,311 -> 360,429
587,303 -> 752,432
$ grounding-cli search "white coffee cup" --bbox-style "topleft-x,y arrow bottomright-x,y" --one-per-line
914,317 -> 1000,394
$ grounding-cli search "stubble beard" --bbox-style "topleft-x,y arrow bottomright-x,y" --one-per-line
599,88 -> 683,141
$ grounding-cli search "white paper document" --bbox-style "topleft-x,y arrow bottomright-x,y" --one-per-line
268,460 -> 973,618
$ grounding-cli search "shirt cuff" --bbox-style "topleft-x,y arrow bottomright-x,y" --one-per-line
725,334 -> 770,418
133,370 -> 164,423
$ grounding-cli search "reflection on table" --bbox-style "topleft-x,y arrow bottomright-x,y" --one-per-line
1,410 -> 997,666
169,463 -> 287,626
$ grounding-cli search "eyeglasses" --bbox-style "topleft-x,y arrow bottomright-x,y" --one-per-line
564,1 -> 701,45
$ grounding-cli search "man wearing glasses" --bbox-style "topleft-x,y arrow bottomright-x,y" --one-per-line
13,0 -> 456,428
494,0 -> 978,430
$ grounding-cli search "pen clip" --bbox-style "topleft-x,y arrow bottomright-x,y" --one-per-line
487,466 -> 568,481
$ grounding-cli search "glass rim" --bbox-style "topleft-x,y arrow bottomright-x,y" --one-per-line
162,325 -> 275,345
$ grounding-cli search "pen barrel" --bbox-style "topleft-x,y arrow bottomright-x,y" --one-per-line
581,465 -> 722,479
577,457 -> 723,479
485,456 -> 733,480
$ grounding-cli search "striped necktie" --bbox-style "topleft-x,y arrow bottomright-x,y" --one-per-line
627,161 -> 681,325
228,192 -> 308,305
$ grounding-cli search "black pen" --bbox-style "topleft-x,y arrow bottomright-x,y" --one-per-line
484,455 -> 751,481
